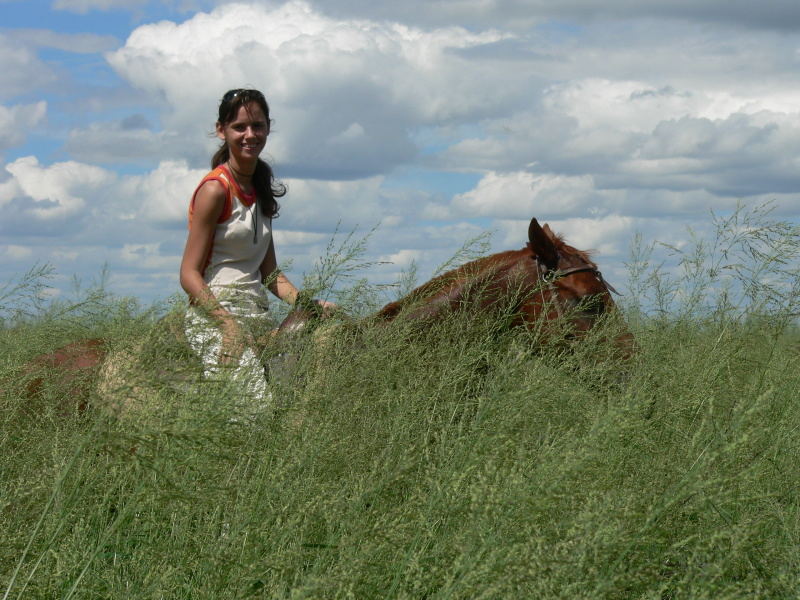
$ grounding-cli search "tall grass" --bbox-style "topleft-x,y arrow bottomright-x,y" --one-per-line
2,205 -> 799,598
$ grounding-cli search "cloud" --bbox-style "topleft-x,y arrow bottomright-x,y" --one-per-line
0,153 -> 391,239
442,76 -> 800,206
99,2 -> 800,199
0,27 -> 126,102
273,229 -> 329,247
307,0 -> 800,32
453,171 -> 598,219
278,175 -> 387,230
0,35 -> 57,100
0,245 -> 33,260
120,242 -> 178,269
0,101 -> 47,154
0,154 -> 430,303
105,0 -> 516,178
64,118 -> 167,165
543,215 -> 636,257
3,155 -> 112,220
378,248 -> 421,268
450,169 -> 798,225
117,160 -> 207,226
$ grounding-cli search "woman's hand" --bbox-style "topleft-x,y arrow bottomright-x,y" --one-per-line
314,298 -> 338,318
218,314 -> 249,365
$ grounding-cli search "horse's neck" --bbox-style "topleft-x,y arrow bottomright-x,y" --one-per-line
410,249 -> 534,304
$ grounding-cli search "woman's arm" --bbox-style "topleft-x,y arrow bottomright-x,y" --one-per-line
180,180 -> 246,361
260,238 -> 300,303
180,180 -> 226,312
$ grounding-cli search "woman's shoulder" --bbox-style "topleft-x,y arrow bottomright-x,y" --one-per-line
196,165 -> 232,193
195,177 -> 228,199
190,168 -> 234,224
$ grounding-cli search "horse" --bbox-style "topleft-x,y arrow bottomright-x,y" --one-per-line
373,217 -> 631,351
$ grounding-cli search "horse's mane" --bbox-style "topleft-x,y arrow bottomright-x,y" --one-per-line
542,229 -> 597,267
421,230 -> 596,289
380,229 -> 597,317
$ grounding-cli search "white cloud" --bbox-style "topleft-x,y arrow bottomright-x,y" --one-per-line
379,248 -> 421,268
39,287 -> 62,299
118,160 -> 206,225
443,76 -> 800,203
453,171 -> 597,219
4,156 -> 112,219
545,215 -> 636,257
273,230 -> 329,246
278,175 -> 387,229
0,154 -> 426,305
105,1 -> 514,178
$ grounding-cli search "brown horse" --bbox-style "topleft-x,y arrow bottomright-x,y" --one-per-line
375,217 -> 630,349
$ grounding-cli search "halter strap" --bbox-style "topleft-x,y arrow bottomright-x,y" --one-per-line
538,261 -> 621,295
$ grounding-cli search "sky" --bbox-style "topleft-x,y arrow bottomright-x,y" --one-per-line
2,0 -> 799,311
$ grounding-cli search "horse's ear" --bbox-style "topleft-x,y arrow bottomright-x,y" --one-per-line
528,218 -> 559,270
541,223 -> 555,239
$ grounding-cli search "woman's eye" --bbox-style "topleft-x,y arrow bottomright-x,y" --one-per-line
231,123 -> 267,132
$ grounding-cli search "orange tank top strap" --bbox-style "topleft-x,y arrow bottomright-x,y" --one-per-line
187,165 -> 234,229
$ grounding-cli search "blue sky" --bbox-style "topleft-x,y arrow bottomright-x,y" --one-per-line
2,0 -> 799,311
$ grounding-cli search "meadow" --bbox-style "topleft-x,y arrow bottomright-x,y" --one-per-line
2,206 -> 799,599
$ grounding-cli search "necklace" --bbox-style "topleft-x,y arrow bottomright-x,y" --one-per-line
228,162 -> 255,179
226,161 -> 255,195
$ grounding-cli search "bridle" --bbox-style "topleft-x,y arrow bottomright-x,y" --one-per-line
530,258 -> 620,323
537,259 -> 621,296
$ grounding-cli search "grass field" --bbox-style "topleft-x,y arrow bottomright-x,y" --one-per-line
2,207 -> 799,598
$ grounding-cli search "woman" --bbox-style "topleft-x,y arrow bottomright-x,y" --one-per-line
180,88 -> 332,401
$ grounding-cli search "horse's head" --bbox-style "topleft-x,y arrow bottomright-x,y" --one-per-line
522,218 -> 633,352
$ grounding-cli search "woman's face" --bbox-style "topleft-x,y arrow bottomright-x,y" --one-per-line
216,101 -> 269,163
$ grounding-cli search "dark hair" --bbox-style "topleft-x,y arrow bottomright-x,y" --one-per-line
212,88 -> 285,218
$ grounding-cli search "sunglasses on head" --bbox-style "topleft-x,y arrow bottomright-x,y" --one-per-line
222,88 -> 265,104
